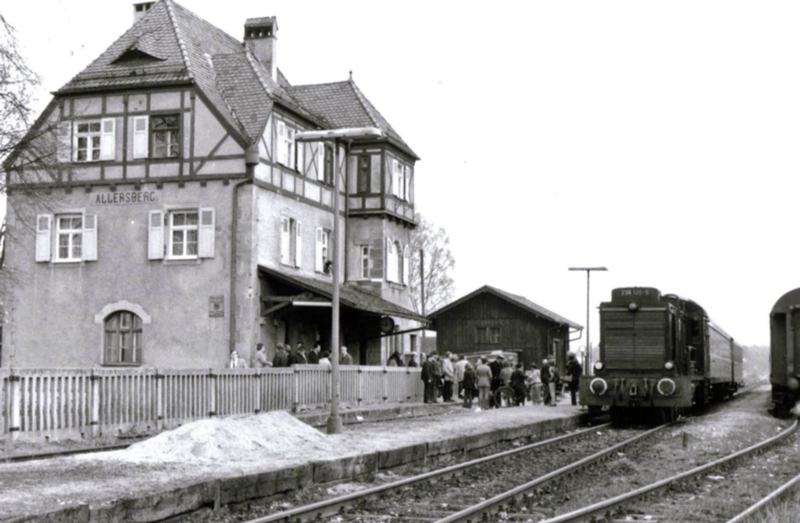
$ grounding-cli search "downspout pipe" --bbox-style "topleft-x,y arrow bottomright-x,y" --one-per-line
229,144 -> 258,354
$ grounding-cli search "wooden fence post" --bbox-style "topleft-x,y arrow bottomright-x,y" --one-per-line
90,370 -> 100,438
382,367 -> 388,404
406,367 -> 412,402
357,367 -> 364,406
292,366 -> 300,414
155,373 -> 164,432
8,370 -> 22,440
208,370 -> 217,417
254,369 -> 262,414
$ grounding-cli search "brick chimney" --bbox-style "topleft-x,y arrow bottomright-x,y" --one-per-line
133,2 -> 155,23
244,17 -> 278,82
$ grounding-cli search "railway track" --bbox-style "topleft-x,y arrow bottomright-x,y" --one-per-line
239,423 -> 664,523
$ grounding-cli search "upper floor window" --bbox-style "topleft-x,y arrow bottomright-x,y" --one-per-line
73,118 -> 115,162
169,210 -> 198,259
315,227 -> 331,273
386,239 -> 398,283
391,159 -> 411,201
323,144 -> 334,185
151,114 -> 180,158
360,246 -> 370,279
148,208 -> 216,261
357,156 -> 371,193
277,121 -> 295,169
35,213 -> 98,263
476,327 -> 501,344
104,311 -> 142,365
280,217 -> 302,267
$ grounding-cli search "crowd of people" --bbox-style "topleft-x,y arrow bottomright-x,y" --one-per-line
415,351 -> 584,410
227,344 -> 355,370
226,345 -> 584,410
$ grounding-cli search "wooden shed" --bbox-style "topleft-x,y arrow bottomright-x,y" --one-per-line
427,286 -> 583,374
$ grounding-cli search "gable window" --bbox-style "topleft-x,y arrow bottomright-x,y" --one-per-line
104,311 -> 142,365
56,215 -> 83,261
168,210 -> 198,259
280,217 -> 302,267
360,246 -> 370,279
315,227 -> 331,273
357,156 -> 371,193
476,327 -> 501,344
151,114 -> 180,158
73,118 -> 115,162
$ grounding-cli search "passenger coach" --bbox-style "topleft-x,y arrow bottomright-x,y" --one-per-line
580,287 -> 743,421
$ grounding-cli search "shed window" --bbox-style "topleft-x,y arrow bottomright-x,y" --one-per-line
104,311 -> 142,365
476,327 -> 501,344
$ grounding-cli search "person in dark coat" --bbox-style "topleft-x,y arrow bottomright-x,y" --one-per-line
408,352 -> 419,367
272,344 -> 289,368
510,362 -> 527,407
307,343 -> 321,364
540,357 -> 552,406
565,353 -> 583,406
421,355 -> 436,403
292,344 -> 308,365
388,350 -> 403,367
489,354 -> 504,408
462,362 -> 477,408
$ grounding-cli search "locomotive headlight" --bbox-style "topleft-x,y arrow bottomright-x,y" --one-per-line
657,378 -> 677,396
628,302 -> 638,312
664,361 -> 674,370
590,378 -> 608,396
789,377 -> 800,391
594,361 -> 604,371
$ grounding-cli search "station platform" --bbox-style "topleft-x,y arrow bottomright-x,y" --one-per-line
0,399 -> 590,523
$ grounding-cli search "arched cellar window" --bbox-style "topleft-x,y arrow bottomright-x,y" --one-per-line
104,311 -> 143,365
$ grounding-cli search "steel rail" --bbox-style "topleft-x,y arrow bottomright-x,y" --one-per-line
244,422 -> 612,523
726,469 -> 800,523
541,419 -> 799,523
434,423 -> 668,523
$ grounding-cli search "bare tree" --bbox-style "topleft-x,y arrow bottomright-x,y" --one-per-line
408,213 -> 455,315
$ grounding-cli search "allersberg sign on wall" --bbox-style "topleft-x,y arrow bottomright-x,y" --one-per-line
91,190 -> 161,206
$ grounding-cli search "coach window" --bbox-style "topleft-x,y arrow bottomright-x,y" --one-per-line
104,311 -> 142,365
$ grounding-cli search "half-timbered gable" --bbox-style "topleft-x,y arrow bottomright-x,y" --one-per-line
2,0 -> 425,369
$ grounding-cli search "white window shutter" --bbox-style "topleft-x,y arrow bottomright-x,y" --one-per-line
57,122 -> 72,163
386,238 -> 394,282
404,166 -> 411,201
402,245 -> 409,285
280,217 -> 291,264
316,144 -> 325,181
148,210 -> 164,260
297,142 -> 305,175
277,122 -> 286,165
100,118 -> 116,160
295,221 -> 302,267
133,116 -> 149,159
83,215 -> 98,261
198,208 -> 215,258
35,214 -> 52,262
287,128 -> 295,169
315,227 -> 323,272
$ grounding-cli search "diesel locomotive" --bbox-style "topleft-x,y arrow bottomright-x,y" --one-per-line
769,287 -> 800,416
580,287 -> 744,421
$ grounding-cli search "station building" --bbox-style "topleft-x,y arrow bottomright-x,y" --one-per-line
427,286 -> 582,373
2,0 -> 424,368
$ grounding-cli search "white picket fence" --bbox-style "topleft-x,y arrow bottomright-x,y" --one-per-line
0,366 -> 423,440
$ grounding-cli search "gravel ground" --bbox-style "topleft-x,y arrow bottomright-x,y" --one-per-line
0,400 -> 584,520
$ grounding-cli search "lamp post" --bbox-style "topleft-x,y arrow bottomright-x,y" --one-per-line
296,127 -> 383,434
568,267 -> 607,375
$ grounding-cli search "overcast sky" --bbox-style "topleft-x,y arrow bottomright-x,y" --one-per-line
4,0 -> 800,347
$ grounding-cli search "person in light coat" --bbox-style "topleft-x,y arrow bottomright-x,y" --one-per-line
475,357 -> 493,410
228,350 -> 248,369
454,354 -> 468,398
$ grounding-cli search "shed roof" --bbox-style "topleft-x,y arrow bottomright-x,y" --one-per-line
427,285 -> 583,330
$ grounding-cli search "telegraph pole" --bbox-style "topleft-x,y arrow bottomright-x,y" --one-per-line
568,267 -> 607,374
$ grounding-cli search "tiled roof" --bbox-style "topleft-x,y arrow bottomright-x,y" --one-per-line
428,285 -> 583,330
260,267 -> 426,322
288,80 -> 419,159
54,0 -> 415,155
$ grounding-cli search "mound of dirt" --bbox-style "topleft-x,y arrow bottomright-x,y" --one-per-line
109,411 -> 334,462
